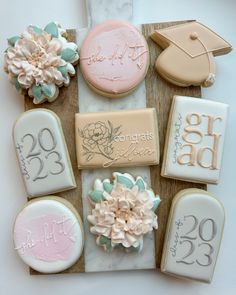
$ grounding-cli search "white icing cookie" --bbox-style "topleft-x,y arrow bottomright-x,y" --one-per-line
13,197 -> 84,273
13,109 -> 76,197
4,22 -> 79,104
161,189 -> 225,283
162,95 -> 229,184
87,172 -> 161,252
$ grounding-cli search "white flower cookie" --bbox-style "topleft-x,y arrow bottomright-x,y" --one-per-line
4,22 -> 79,104
87,172 -> 161,252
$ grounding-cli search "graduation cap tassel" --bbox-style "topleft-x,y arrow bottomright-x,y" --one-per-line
193,34 -> 216,87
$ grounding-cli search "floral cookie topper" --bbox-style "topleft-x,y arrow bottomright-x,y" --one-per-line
4,22 -> 79,104
87,172 -> 161,252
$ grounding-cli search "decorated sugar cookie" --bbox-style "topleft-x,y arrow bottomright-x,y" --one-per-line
4,22 -> 79,104
161,96 -> 229,184
13,197 -> 84,273
161,189 -> 225,283
13,109 -> 76,197
80,20 -> 149,98
87,172 -> 161,252
75,108 -> 160,169
150,21 -> 232,87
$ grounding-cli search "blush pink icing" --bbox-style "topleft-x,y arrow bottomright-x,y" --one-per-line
14,213 -> 77,262
80,20 -> 149,95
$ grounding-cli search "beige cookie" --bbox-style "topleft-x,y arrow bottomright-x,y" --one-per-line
150,21 -> 232,87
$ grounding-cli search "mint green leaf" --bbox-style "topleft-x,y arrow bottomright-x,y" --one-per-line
58,65 -> 68,77
99,235 -> 110,245
11,77 -> 21,91
29,25 -> 43,35
117,175 -> 133,189
44,22 -> 59,38
89,190 -> 104,203
129,245 -> 141,252
98,236 -> 112,252
32,84 -> 42,102
103,182 -> 113,193
42,84 -> 53,98
152,197 -> 161,211
61,48 -> 77,62
8,36 -> 20,47
135,178 -> 146,191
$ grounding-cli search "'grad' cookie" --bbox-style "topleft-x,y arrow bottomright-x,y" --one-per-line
161,96 -> 228,184
150,21 -> 232,87
80,20 -> 149,97
13,197 -> 84,273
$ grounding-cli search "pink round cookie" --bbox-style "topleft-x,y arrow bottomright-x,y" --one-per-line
13,197 -> 84,273
80,20 -> 149,97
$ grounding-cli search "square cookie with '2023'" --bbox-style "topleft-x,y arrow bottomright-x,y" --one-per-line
162,96 -> 228,184
75,109 -> 159,169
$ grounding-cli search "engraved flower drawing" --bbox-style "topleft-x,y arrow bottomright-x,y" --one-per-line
78,121 -> 121,161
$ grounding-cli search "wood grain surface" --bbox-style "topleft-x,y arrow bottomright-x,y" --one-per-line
25,30 -> 85,274
142,21 -> 207,268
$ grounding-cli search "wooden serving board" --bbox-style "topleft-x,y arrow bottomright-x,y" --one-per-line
25,30 -> 85,274
24,21 -> 207,275
142,20 -> 207,268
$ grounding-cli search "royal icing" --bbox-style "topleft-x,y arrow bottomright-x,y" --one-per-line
150,21 -> 232,87
162,96 -> 228,184
161,189 -> 224,283
87,172 -> 161,252
14,198 -> 83,273
13,109 -> 76,197
4,22 -> 79,104
75,108 -> 159,169
80,20 -> 149,96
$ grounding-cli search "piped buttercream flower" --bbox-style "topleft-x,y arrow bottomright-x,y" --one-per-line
4,22 -> 79,104
87,172 -> 161,252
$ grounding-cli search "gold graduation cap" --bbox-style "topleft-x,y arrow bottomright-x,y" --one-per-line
150,21 -> 232,87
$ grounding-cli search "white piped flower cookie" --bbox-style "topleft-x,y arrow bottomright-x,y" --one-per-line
87,172 -> 161,252
4,22 -> 79,104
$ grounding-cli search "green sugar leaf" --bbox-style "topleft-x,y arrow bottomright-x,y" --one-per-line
117,175 -> 133,189
8,36 -> 20,47
103,182 -> 113,193
89,190 -> 104,203
32,84 -> 42,102
29,25 -> 43,35
61,48 -> 77,62
44,22 -> 59,38
135,178 -> 146,191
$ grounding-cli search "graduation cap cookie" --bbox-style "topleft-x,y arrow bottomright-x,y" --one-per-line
150,21 -> 232,87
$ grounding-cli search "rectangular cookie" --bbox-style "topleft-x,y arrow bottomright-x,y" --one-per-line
161,96 -> 228,184
75,108 -> 159,169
